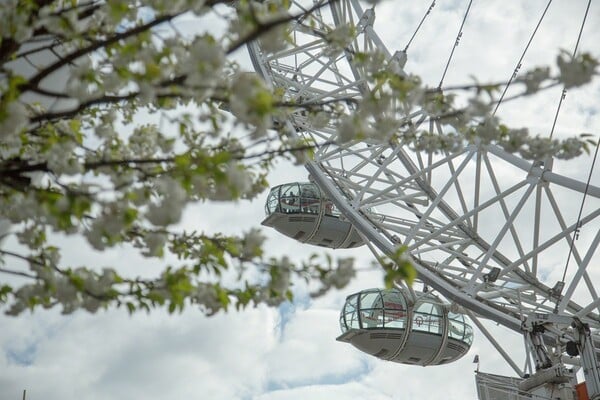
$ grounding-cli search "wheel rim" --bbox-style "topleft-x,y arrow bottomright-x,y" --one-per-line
248,0 -> 600,335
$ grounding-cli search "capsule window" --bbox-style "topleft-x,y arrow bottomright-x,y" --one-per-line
265,187 -> 280,214
412,301 -> 442,335
299,184 -> 320,214
360,291 -> 383,309
264,182 -> 350,223
342,294 -> 360,330
280,184 -> 301,214
381,290 -> 407,329
448,312 -> 467,341
463,324 -> 474,345
340,289 -> 410,331
359,291 -> 384,328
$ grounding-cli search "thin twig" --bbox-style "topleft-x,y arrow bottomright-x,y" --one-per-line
0,267 -> 37,280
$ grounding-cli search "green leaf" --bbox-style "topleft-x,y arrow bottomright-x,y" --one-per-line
215,285 -> 230,310
383,247 -> 416,288
126,302 -> 136,314
0,285 -> 13,303
68,274 -> 85,291
147,291 -> 165,305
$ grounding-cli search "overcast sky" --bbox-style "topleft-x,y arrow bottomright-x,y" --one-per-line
2,1 -> 599,399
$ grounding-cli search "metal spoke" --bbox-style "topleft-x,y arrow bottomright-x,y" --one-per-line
248,0 -> 600,378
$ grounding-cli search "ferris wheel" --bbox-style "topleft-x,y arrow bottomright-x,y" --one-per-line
248,1 -> 600,399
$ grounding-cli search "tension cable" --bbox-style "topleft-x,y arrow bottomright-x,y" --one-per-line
549,0 -> 592,139
403,1 -> 436,53
438,0 -> 473,89
492,0 -> 552,116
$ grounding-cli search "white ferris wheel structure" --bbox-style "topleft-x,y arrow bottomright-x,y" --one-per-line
247,1 -> 600,399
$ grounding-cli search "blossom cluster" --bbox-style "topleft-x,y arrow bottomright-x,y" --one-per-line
0,0 -> 596,317
0,0 -> 302,315
325,50 -> 597,161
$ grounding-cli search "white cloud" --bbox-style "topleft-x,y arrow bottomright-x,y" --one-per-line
255,381 -> 393,400
2,2 -> 599,400
265,308 -> 366,385
1,306 -> 279,400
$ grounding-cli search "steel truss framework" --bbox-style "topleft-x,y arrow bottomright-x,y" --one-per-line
248,0 -> 600,381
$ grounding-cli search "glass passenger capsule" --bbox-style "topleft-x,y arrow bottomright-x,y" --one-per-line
262,182 -> 364,248
337,288 -> 473,366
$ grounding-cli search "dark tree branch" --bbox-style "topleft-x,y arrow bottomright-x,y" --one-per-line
19,12 -> 184,92
226,0 -> 335,55
0,267 -> 37,280
0,0 -> 55,63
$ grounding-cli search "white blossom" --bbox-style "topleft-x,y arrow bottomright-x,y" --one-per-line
557,52 -> 598,89
190,175 -> 211,198
102,71 -> 127,93
54,277 -> 79,305
268,257 -> 292,299
0,101 -> 28,159
45,140 -> 83,175
311,258 -> 356,298
82,297 -> 101,313
129,125 -> 160,157
288,137 -> 310,166
209,163 -> 254,201
229,73 -> 273,137
556,137 -> 585,159
39,9 -> 91,36
325,24 -> 355,56
227,163 -> 253,195
99,268 -> 117,286
308,111 -> 330,129
94,110 -> 118,139
142,231 -> 168,257
84,225 -> 106,251
520,67 -> 550,94
16,225 -> 44,249
465,97 -> 492,119
241,228 -> 265,259
500,128 -> 528,153
337,114 -> 374,143
146,177 -> 188,226
78,267 -> 116,295
4,193 -> 42,222
182,36 -> 225,88
360,93 -> 390,117
193,284 -> 222,315
0,1 -> 32,42
412,132 -> 441,153
137,81 -> 157,104
84,203 -> 133,250
369,116 -> 398,142
327,258 -> 356,289
0,102 -> 28,138
66,56 -> 96,101
229,0 -> 289,52
354,50 -> 388,76
473,117 -> 501,144
519,136 -> 560,160
5,301 -> 27,316
259,23 -> 290,54
95,122 -> 116,139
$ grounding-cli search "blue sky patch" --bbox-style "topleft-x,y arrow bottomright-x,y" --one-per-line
5,342 -> 37,367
